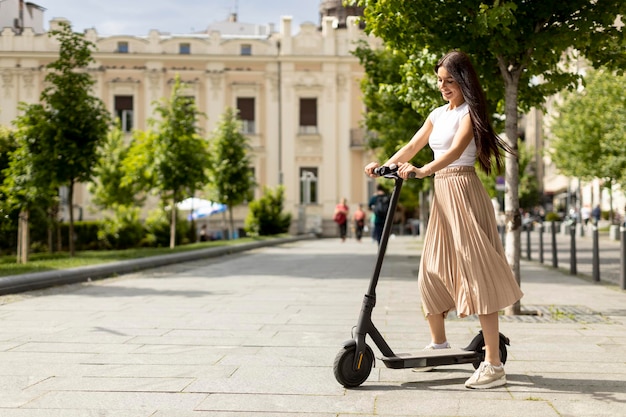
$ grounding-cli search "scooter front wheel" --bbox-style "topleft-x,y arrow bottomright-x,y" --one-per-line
333,345 -> 374,388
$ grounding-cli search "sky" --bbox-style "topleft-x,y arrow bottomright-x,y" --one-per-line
42,0 -> 322,35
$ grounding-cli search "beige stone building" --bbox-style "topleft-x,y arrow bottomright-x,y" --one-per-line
0,0 -> 381,236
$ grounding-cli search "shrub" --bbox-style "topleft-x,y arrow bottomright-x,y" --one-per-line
545,212 -> 561,222
97,205 -> 145,249
59,220 -> 100,251
143,208 -> 190,247
245,186 -> 292,236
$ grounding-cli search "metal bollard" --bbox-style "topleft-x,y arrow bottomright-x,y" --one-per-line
569,224 -> 577,275
592,225 -> 600,283
526,226 -> 531,260
551,222 -> 558,268
539,224 -> 544,264
621,226 -> 626,290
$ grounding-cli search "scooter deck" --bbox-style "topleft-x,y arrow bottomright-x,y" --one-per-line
381,348 -> 479,369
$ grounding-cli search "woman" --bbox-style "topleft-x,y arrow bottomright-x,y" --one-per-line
365,51 -> 523,389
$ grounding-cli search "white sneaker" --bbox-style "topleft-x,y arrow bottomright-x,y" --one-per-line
423,341 -> 451,350
412,341 -> 451,372
465,362 -> 506,389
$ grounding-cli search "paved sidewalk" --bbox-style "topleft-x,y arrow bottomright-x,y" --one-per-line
520,225 -> 624,287
0,235 -> 624,416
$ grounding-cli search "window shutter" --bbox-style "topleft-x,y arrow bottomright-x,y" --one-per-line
299,98 -> 317,126
237,97 -> 255,121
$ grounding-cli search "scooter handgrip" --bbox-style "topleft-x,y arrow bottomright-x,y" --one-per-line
373,164 -> 398,176
408,172 -> 416,179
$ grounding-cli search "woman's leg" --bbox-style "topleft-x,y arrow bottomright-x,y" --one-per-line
478,312 -> 501,365
426,313 -> 447,344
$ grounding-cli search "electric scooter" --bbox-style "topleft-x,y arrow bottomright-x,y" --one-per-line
333,164 -> 510,388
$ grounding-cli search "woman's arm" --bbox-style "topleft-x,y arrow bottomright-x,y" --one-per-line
386,119 -> 433,166
364,119 -> 433,177
399,113 -> 474,179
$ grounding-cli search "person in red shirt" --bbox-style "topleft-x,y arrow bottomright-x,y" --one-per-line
333,198 -> 349,242
352,203 -> 366,242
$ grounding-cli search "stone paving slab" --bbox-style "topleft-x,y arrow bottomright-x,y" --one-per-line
0,236 -> 625,416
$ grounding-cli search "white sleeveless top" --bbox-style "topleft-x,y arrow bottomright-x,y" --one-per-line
428,102 -> 476,167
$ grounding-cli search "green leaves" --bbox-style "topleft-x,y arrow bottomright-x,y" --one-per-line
357,0 -> 626,114
549,68 -> 626,188
90,124 -> 143,210
206,107 -> 254,208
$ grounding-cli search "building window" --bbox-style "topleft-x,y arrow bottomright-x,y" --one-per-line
114,95 -> 133,132
117,41 -> 129,53
179,43 -> 191,54
240,44 -> 252,55
300,167 -> 318,204
299,98 -> 318,134
237,97 -> 255,134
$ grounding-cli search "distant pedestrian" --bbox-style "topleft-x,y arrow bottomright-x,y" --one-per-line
199,224 -> 208,242
368,184 -> 390,245
581,205 -> 591,226
592,204 -> 601,225
353,204 -> 366,242
333,198 -> 349,242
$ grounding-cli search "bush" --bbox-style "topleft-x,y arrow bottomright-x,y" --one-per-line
59,220 -> 100,251
143,208 -> 190,247
0,204 -> 49,253
245,186 -> 292,236
545,212 -> 561,222
97,205 -> 145,250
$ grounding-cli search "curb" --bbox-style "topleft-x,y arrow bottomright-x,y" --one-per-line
0,234 -> 315,295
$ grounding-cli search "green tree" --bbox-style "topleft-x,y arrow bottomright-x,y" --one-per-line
90,123 -> 143,210
1,105 -> 59,262
478,139 -> 541,210
0,126 -> 19,254
353,44 -> 437,220
351,0 -> 626,313
207,107 -> 255,239
15,21 -> 111,257
549,68 -> 626,223
353,43 -> 439,161
124,75 -> 209,248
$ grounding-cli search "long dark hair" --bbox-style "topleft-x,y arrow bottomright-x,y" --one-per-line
435,51 -> 512,174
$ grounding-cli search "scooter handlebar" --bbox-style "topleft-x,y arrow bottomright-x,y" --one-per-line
373,164 -> 417,179
373,164 -> 397,176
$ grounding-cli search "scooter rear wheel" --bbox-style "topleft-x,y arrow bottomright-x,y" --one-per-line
333,345 -> 374,388
471,337 -> 509,369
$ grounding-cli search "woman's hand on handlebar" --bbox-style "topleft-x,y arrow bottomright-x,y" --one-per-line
364,162 -> 380,178
398,162 -> 426,179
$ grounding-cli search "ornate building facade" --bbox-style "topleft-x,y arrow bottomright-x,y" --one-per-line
0,1 -> 381,235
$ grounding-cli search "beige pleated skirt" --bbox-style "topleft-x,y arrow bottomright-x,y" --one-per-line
418,166 -> 523,317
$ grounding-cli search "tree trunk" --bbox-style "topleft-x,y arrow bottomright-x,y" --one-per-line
499,60 -> 522,316
228,206 -> 235,239
57,218 -> 62,252
47,208 -> 53,253
170,201 -> 176,249
68,180 -> 76,257
16,212 -> 22,264
608,181 -> 614,224
50,202 -> 60,252
221,210 -> 228,239
16,209 -> 29,264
